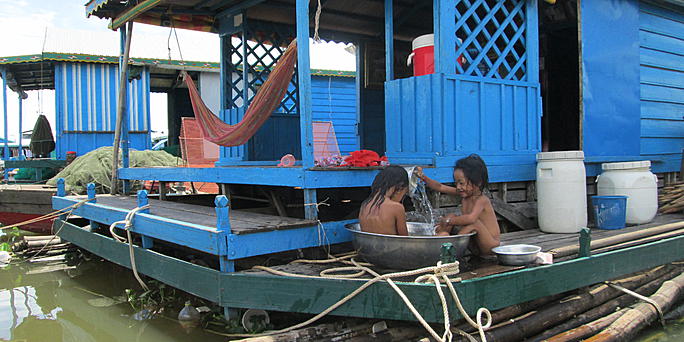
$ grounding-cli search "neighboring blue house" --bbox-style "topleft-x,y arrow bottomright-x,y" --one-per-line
1,53 -> 359,161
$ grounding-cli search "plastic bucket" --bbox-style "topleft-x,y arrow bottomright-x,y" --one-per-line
591,196 -> 628,230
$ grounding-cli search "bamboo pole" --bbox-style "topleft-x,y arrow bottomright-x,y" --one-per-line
541,309 -> 628,342
110,21 -> 133,195
533,267 -> 681,342
585,271 -> 684,341
481,266 -> 671,342
549,221 -> 684,258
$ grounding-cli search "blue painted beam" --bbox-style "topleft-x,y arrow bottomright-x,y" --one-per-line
434,0 -> 455,74
385,0 -> 394,82
17,94 -> 22,160
227,219 -> 354,259
52,196 -> 227,255
297,0 -> 315,169
2,68 -> 8,172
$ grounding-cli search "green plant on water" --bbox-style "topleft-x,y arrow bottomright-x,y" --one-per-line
125,281 -> 180,313
0,242 -> 11,252
0,227 -> 21,244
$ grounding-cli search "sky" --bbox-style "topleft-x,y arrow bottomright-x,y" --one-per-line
0,0 -> 356,141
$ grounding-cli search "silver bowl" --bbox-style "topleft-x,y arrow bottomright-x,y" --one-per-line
345,222 -> 476,270
491,244 -> 542,266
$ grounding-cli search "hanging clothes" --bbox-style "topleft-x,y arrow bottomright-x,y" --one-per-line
182,39 -> 297,147
29,114 -> 55,158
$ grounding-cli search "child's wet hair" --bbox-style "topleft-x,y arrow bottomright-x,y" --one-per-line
362,165 -> 409,211
455,154 -> 489,192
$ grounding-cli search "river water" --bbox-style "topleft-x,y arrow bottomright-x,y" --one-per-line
0,256 -> 224,342
2,239 -> 682,341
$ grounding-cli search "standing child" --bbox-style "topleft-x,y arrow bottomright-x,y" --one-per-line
416,154 -> 501,254
359,165 -> 409,236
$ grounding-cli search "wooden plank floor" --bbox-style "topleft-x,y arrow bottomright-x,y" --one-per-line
240,213 -> 684,281
71,195 -> 316,234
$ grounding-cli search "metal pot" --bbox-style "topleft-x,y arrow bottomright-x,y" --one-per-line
345,222 -> 475,270
491,244 -> 542,266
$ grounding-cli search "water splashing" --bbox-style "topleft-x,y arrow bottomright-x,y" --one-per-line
405,167 -> 436,235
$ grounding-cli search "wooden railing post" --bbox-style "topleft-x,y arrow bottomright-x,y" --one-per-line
137,190 -> 153,249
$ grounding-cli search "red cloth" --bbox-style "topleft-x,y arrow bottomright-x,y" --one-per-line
342,150 -> 388,167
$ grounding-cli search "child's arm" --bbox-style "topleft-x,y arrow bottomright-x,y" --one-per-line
415,167 -> 459,196
392,203 -> 409,236
444,196 -> 487,226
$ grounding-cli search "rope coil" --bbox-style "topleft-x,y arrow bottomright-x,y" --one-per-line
246,256 -> 492,342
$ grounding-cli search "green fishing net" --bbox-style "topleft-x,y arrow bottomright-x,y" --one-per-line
47,146 -> 181,194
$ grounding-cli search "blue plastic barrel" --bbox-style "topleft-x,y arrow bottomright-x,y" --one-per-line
591,196 -> 628,230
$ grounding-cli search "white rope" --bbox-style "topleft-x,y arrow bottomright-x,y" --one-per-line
606,281 -> 666,327
244,257 -> 492,342
313,0 -> 323,42
109,205 -> 151,291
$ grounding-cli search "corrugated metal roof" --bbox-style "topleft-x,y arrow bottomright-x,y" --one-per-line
85,0 -> 432,42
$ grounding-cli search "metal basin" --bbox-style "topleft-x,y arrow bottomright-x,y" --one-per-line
491,244 -> 542,266
345,222 -> 476,270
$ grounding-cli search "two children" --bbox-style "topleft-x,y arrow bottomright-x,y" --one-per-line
358,154 -> 501,255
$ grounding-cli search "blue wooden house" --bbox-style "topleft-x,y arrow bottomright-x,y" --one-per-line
47,0 -> 684,327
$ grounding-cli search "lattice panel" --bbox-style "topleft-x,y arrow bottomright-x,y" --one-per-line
455,0 -> 527,80
226,22 -> 298,114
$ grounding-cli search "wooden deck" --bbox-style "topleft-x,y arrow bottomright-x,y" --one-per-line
239,213 -> 684,281
69,195 -> 317,234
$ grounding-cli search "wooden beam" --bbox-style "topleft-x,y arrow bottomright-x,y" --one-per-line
491,197 -> 537,230
109,0 -> 161,31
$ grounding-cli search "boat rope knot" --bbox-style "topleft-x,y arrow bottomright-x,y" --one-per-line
605,281 -> 666,326
109,204 -> 151,291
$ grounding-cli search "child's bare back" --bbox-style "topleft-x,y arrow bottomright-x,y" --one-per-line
359,199 -> 408,236
358,165 -> 410,236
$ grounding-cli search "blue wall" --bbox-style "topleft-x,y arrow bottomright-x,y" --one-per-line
54,62 -> 151,159
219,74 -> 359,163
639,2 -> 684,173
580,0 -> 642,159
385,73 -> 541,168
311,76 -> 359,155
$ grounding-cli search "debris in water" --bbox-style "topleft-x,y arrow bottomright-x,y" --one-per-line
178,301 -> 201,330
0,251 -> 11,266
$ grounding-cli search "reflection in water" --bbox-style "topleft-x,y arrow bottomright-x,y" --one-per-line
0,258 -> 224,342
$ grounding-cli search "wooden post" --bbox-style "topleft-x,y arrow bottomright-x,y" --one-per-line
17,93 -> 23,160
86,183 -> 98,232
304,189 -> 318,220
56,178 -> 67,224
296,0 -> 314,169
159,181 -> 167,200
2,69 -> 8,181
215,194 -> 238,320
56,178 -> 66,197
579,227 -> 592,258
137,190 -> 153,249
434,0 -> 456,74
384,0 -> 394,82
111,21 -> 133,195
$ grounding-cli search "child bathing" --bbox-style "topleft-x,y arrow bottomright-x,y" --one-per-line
359,165 -> 409,236
416,154 -> 501,254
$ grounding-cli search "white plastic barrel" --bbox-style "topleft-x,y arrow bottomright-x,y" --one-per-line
536,151 -> 587,233
597,161 -> 658,224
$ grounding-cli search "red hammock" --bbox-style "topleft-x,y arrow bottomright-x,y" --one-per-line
182,39 -> 297,146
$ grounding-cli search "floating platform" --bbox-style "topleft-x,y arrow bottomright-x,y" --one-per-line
0,184 -> 57,233
51,182 -> 684,323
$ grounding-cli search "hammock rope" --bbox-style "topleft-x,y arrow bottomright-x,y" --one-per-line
181,39 -> 298,147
